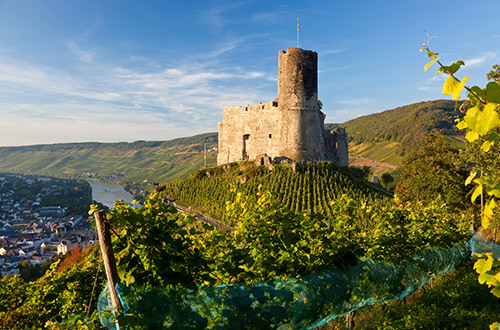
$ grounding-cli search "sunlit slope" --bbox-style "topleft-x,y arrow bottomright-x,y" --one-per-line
0,133 -> 217,183
326,100 -> 465,173
163,161 -> 392,222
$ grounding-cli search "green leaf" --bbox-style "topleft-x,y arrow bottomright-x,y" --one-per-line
469,86 -> 486,106
491,285 -> 500,298
471,185 -> 483,203
486,82 -> 500,103
426,51 -> 439,59
474,256 -> 494,274
477,103 -> 500,135
443,76 -> 469,99
424,58 -> 440,71
465,172 -> 477,186
483,199 -> 497,229
437,60 -> 464,75
447,60 -> 465,74
489,322 -> 500,330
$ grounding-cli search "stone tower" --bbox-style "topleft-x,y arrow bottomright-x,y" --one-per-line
277,48 -> 325,162
217,47 -> 348,166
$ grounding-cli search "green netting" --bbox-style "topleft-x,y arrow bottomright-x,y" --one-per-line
98,237 -> 475,329
470,232 -> 500,259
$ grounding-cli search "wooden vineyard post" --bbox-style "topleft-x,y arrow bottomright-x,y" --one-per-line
346,310 -> 356,329
94,209 -> 122,329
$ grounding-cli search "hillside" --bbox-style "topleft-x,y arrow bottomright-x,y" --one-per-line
0,133 -> 217,184
0,100 -> 466,185
163,161 -> 392,223
339,99 -> 464,148
326,99 -> 466,175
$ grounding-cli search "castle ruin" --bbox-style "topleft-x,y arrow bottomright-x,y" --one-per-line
217,47 -> 348,166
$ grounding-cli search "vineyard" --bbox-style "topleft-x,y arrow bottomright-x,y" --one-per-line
163,161 -> 392,224
0,169 -> 476,329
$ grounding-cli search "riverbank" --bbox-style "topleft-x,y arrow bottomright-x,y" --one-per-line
86,180 -> 135,208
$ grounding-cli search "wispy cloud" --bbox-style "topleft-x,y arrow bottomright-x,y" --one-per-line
417,74 -> 446,92
464,52 -> 498,67
66,41 -> 96,63
0,39 -> 275,145
321,48 -> 348,56
198,1 -> 251,31
326,97 -> 379,123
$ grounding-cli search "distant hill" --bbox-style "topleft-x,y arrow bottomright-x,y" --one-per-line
326,100 -> 466,174
0,133 -> 217,184
0,100 -> 465,184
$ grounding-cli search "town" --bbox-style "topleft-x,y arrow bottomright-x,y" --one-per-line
0,174 -> 96,278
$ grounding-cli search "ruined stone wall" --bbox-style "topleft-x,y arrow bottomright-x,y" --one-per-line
323,127 -> 349,167
217,47 -> 349,167
217,100 -> 282,164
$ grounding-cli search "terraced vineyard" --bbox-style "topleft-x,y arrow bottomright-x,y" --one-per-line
0,133 -> 217,184
163,161 -> 392,223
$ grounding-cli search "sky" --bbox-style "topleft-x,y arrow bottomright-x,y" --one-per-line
1,0 -> 500,146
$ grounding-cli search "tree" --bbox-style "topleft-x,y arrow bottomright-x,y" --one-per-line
422,36 -> 500,328
395,132 -> 469,210
487,64 -> 500,83
380,172 -> 394,190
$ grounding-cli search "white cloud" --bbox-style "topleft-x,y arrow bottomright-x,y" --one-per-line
0,40 -> 274,146
417,74 -> 446,92
66,41 -> 96,63
325,98 -> 379,123
198,1 -> 250,31
464,52 -> 498,67
321,48 -> 348,55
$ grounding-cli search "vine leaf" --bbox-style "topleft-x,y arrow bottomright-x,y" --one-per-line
424,58 -> 440,71
483,199 -> 496,229
443,76 -> 469,99
471,184 -> 483,203
465,172 -> 477,186
437,60 -> 465,75
477,103 -> 500,135
486,82 -> 500,103
491,285 -> 500,298
475,254 -> 494,274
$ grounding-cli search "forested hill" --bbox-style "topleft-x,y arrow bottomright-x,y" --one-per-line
326,100 -> 466,172
0,133 -> 217,183
335,99 -> 464,152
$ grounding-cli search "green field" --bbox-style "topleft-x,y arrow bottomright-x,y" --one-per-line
0,133 -> 218,184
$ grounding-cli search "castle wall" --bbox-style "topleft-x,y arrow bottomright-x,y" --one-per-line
279,109 -> 325,162
217,47 -> 349,167
217,101 -> 282,164
324,127 -> 349,167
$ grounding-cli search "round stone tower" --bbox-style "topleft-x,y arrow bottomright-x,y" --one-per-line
277,47 -> 325,162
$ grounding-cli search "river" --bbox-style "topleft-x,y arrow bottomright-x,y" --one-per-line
87,180 -> 135,208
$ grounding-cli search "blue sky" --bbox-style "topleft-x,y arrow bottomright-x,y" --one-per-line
1,0 -> 500,146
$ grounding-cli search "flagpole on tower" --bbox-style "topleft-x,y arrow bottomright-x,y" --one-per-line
297,18 -> 300,48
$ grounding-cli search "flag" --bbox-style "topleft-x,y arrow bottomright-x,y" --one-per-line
297,19 -> 299,31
